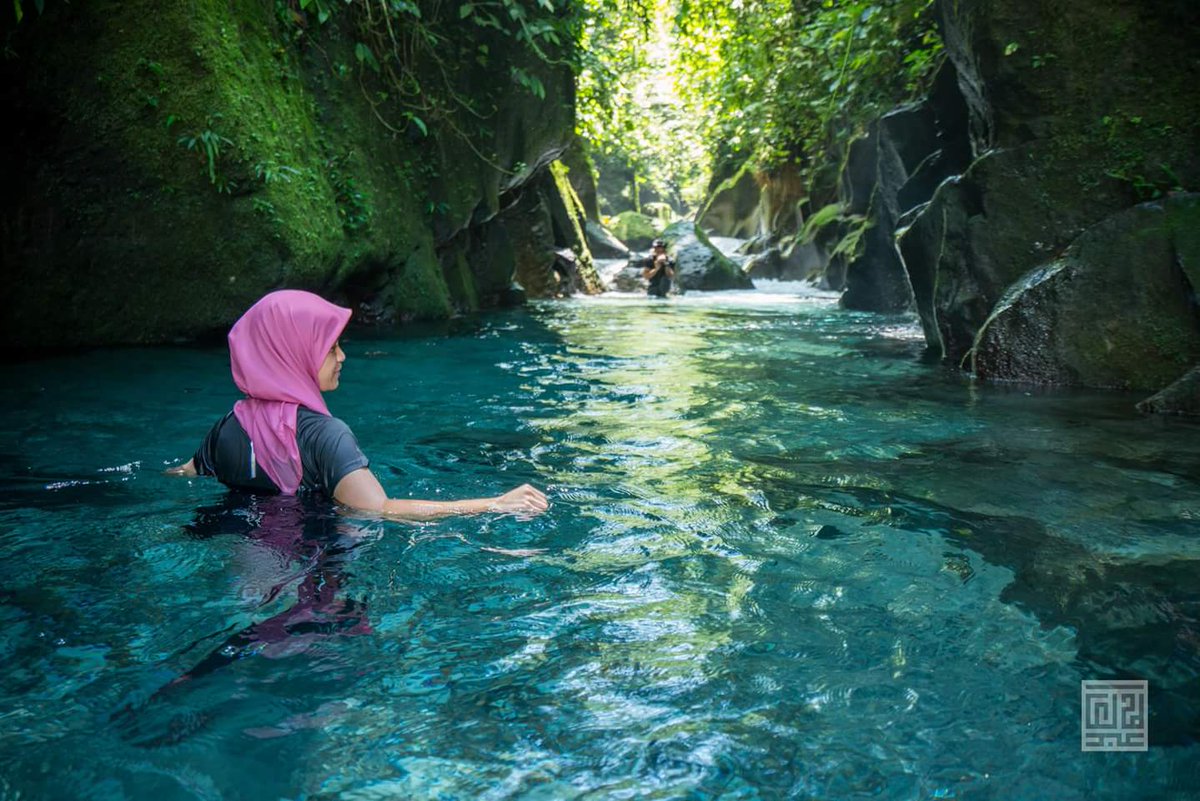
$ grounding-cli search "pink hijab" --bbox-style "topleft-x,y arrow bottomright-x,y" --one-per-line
228,290 -> 352,494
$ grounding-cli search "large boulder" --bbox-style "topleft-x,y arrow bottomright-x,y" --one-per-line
609,210 -> 659,250
661,221 -> 753,291
697,162 -> 762,239
744,249 -> 784,280
610,260 -> 649,293
744,249 -> 785,280
970,195 -> 1200,389
898,142 -> 1132,360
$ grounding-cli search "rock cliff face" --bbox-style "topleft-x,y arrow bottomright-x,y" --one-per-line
840,62 -> 971,313
0,0 -> 585,352
697,163 -> 763,240
820,0 -> 1200,408
907,0 -> 1200,400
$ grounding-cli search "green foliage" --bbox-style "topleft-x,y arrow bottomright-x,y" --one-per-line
674,0 -> 944,179
177,115 -> 233,187
1098,113 -> 1188,200
280,0 -> 580,160
254,159 -> 301,184
576,0 -> 944,213
575,0 -> 708,211
829,214 -> 871,259
801,202 -> 844,241
326,153 -> 370,232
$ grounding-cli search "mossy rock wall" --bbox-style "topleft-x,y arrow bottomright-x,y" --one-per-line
0,0 -> 575,350
896,0 -> 1200,364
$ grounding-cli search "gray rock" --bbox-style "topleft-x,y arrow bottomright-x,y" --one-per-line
899,0 -> 1200,365
897,142 -> 1130,360
840,64 -> 972,314
585,220 -> 630,258
662,221 -> 753,291
971,194 -> 1200,389
697,162 -> 762,239
611,261 -> 649,293
744,249 -> 784,279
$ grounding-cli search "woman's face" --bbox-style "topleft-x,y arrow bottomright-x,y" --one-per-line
318,342 -> 346,391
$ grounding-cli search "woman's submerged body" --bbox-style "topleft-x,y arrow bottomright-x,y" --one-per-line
169,291 -> 548,521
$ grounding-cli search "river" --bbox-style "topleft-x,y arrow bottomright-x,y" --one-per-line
1,288 -> 1197,799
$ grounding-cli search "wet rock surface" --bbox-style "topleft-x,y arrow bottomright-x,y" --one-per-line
971,194 -> 1200,390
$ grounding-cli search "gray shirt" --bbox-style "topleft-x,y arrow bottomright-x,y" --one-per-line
193,408 -> 370,496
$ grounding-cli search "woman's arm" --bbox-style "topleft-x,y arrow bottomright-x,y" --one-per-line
332,467 -> 548,521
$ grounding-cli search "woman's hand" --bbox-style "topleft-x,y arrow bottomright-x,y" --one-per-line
489,484 -> 549,516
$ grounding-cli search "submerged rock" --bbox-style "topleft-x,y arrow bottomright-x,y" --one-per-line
971,195 -> 1200,389
1137,366 -> 1200,416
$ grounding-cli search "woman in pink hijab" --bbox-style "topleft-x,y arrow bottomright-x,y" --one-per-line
169,290 -> 548,520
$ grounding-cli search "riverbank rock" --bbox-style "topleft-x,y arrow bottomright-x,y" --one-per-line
609,211 -> 659,250
894,0 -> 1200,364
0,1 -> 577,351
559,139 -> 601,222
585,220 -> 630,259
610,260 -> 649,293
744,249 -> 785,280
900,142 -> 1139,360
697,162 -> 762,239
1137,366 -> 1200,417
840,60 -> 972,314
970,195 -> 1200,389
661,221 -> 753,291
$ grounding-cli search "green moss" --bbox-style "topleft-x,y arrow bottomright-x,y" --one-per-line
388,251 -> 453,320
3,0 -> 576,350
549,160 -> 602,293
610,210 -> 658,248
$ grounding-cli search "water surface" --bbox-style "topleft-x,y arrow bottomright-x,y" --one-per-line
1,287 -> 1197,799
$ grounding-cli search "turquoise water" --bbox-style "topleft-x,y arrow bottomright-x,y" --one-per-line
1,288 -> 1198,800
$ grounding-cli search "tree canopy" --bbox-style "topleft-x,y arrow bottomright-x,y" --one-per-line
576,0 -> 943,213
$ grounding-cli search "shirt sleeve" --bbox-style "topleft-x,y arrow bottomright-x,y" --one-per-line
192,413 -> 227,477
300,415 -> 370,496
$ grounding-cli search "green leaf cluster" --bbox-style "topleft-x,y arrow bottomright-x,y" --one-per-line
674,0 -> 943,179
